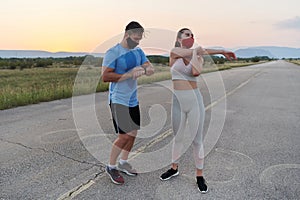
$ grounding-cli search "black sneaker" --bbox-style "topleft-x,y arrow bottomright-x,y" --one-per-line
105,166 -> 124,185
196,176 -> 208,193
160,168 -> 179,181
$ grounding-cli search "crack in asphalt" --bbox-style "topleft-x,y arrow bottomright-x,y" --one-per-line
0,138 -> 103,167
59,172 -> 105,200
1,137 -> 107,199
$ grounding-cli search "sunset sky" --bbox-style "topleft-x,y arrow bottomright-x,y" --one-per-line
1,0 -> 300,52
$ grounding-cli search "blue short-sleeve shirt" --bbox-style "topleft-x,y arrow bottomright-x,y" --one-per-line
102,43 -> 149,107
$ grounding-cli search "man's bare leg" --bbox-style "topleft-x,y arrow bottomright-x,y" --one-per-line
120,130 -> 137,160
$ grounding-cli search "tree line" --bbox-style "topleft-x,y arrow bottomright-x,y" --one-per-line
0,56 -> 103,70
145,55 -> 275,65
0,55 -> 278,70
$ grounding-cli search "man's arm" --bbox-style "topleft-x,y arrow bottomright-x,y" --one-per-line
102,66 -> 145,82
102,67 -> 131,82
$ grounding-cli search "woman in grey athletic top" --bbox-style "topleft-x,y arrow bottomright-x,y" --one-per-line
160,28 -> 236,193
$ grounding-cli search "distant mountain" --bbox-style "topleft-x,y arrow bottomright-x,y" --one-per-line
0,50 -> 104,58
234,48 -> 274,58
233,46 -> 300,58
1,46 -> 299,59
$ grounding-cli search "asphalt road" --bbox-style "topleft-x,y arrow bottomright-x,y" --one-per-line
1,60 -> 299,200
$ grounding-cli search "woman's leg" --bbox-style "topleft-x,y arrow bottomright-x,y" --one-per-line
187,91 -> 205,174
171,93 -> 187,168
189,92 -> 208,193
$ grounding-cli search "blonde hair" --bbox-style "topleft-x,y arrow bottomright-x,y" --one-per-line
175,28 -> 191,47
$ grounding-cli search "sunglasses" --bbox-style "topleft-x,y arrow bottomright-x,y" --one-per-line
184,33 -> 194,38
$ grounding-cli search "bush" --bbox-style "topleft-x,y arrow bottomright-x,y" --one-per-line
251,57 -> 260,62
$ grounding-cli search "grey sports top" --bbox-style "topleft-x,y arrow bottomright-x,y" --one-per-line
170,58 -> 197,81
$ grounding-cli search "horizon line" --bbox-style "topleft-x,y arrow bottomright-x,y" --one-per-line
0,45 -> 300,53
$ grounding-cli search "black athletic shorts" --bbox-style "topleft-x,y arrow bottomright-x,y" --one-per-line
109,103 -> 140,134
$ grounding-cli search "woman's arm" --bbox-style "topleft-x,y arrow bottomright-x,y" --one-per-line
190,49 -> 203,76
201,48 -> 237,60
171,47 -> 236,60
170,47 -> 194,59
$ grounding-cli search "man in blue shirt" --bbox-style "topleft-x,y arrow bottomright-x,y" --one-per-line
102,21 -> 154,185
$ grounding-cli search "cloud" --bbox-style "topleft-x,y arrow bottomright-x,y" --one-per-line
275,16 -> 300,30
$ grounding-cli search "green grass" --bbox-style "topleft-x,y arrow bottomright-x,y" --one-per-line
288,60 -> 300,65
0,61 -> 264,110
0,67 -> 108,110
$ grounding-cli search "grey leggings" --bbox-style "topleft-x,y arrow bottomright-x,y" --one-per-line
172,88 -> 205,169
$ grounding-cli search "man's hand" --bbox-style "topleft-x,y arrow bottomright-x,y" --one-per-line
142,62 -> 155,76
144,66 -> 154,76
131,67 -> 145,80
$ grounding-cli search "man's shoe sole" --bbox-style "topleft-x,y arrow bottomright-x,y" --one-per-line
118,168 -> 138,176
159,171 -> 179,181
